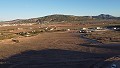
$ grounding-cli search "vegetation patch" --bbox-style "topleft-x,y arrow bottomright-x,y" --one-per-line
0,33 -> 16,40
85,31 -> 120,43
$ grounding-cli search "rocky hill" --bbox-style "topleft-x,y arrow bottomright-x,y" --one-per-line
4,14 -> 120,24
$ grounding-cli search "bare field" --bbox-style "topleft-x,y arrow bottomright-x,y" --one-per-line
0,23 -> 119,68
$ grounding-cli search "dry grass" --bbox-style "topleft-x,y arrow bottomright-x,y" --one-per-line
0,32 -> 84,59
0,31 -> 119,60
85,31 -> 120,44
0,23 -> 119,64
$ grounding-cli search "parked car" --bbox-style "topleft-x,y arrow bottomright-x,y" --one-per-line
79,30 -> 92,33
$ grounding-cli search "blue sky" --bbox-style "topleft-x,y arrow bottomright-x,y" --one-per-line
0,0 -> 120,21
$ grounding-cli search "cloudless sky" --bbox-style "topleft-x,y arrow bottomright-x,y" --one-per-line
0,0 -> 120,21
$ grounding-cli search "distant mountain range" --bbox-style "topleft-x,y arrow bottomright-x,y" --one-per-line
2,14 -> 120,24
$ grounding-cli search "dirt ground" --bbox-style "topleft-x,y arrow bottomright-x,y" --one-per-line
0,24 -> 119,68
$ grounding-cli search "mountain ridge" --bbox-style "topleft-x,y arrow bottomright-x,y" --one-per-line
2,14 -> 120,24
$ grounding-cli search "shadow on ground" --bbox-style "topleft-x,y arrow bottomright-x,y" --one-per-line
0,49 -> 119,68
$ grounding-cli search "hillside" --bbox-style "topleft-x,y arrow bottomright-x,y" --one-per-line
4,14 -> 120,24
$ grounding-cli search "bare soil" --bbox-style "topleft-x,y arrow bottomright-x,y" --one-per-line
0,23 -> 119,68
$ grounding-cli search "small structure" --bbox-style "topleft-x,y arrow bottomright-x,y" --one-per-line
96,27 -> 102,30
25,35 -> 31,37
50,28 -> 54,31
67,29 -> 70,31
106,25 -> 120,31
45,27 -> 48,30
82,28 -> 87,30
79,28 -> 92,33
79,30 -> 92,33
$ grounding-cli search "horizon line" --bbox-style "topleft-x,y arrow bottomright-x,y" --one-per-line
1,14 -> 119,21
